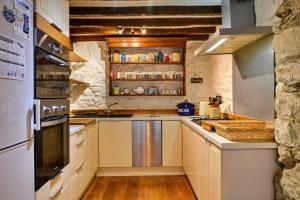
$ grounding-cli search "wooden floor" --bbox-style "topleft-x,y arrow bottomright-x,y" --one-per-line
82,176 -> 197,200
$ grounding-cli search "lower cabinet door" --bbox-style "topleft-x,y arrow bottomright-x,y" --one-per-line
87,123 -> 99,178
182,124 -> 209,200
99,121 -> 132,167
162,121 -> 182,166
208,143 -> 222,200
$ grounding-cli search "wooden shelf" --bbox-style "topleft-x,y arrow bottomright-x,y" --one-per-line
36,79 -> 69,81
70,78 -> 89,85
111,79 -> 183,81
111,94 -> 184,97
110,61 -> 183,65
108,38 -> 186,97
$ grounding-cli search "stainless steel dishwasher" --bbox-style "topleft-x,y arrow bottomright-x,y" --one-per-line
132,121 -> 162,167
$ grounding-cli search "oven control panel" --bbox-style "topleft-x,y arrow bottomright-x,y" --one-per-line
38,99 -> 70,119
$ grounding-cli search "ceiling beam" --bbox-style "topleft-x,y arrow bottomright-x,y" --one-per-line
70,18 -> 222,27
71,35 -> 209,42
69,1 -> 222,7
70,6 -> 221,17
70,27 -> 216,36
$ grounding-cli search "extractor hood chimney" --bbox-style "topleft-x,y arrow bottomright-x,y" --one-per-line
195,0 -> 272,55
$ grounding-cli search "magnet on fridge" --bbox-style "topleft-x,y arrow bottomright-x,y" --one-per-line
2,5 -> 15,23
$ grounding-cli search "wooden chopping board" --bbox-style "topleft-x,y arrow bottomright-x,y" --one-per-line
70,118 -> 96,126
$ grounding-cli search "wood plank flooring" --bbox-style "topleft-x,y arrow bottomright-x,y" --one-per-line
82,176 -> 197,200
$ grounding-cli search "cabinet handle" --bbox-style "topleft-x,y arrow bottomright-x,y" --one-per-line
76,161 -> 85,171
76,138 -> 85,146
50,185 -> 63,199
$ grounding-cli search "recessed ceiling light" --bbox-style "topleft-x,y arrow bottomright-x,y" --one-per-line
118,27 -> 124,34
141,28 -> 147,34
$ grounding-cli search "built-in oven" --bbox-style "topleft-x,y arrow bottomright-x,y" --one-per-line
34,28 -> 72,191
34,99 -> 70,191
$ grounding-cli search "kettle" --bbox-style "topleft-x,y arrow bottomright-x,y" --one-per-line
177,100 -> 195,116
133,86 -> 145,94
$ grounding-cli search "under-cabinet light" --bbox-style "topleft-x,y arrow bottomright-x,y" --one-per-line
206,38 -> 228,53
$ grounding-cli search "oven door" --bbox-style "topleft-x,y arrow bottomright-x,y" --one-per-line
34,115 -> 69,191
35,47 -> 70,99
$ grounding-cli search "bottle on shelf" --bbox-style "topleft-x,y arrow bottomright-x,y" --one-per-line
172,51 -> 181,62
113,51 -> 120,62
120,52 -> 126,62
157,51 -> 163,62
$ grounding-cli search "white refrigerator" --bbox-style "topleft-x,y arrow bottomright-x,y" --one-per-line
0,0 -> 35,199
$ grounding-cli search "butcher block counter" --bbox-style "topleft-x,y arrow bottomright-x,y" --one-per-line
70,118 -> 97,126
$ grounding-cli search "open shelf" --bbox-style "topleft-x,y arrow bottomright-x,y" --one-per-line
36,79 -> 69,82
111,79 -> 183,81
108,37 -> 186,97
69,78 -> 89,85
111,94 -> 184,97
111,61 -> 184,65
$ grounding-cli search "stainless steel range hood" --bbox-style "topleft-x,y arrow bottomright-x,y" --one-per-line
195,0 -> 273,56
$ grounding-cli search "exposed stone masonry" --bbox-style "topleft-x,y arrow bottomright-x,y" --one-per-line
273,0 -> 300,199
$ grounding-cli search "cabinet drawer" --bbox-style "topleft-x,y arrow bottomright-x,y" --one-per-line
70,130 -> 86,149
70,160 -> 88,200
70,138 -> 87,170
50,177 -> 71,200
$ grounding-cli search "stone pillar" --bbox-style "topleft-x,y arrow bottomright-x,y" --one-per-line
273,0 -> 300,199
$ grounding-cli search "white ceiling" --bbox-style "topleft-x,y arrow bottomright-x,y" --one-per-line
70,0 -> 222,7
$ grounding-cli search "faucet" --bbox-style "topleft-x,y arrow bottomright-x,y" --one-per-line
105,102 -> 118,115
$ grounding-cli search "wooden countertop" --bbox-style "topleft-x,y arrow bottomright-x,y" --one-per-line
69,118 -> 96,126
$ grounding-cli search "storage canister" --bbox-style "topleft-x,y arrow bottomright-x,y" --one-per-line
113,51 -> 120,62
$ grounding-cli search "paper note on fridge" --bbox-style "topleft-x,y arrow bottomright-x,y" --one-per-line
0,34 -> 25,80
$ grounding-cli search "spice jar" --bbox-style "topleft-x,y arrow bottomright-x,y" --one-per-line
113,51 -> 120,62
172,51 -> 181,62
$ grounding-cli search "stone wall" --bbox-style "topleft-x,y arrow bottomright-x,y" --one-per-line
70,42 -> 107,110
273,0 -> 300,199
71,41 -> 233,111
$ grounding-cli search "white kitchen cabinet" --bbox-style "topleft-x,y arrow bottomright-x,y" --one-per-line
70,169 -> 80,200
86,122 -> 99,178
35,0 -> 69,37
182,124 -> 209,200
36,181 -> 51,200
208,143 -> 222,200
162,121 -> 182,166
99,121 -> 132,167
182,123 -> 278,200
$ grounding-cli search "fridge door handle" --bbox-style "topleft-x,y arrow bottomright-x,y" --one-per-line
34,99 -> 41,131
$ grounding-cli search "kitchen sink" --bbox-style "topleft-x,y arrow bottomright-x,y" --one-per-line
96,114 -> 133,118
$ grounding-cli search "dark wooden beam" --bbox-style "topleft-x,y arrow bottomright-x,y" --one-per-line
70,18 -> 222,27
71,35 -> 209,42
70,6 -> 221,17
70,27 -> 216,36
